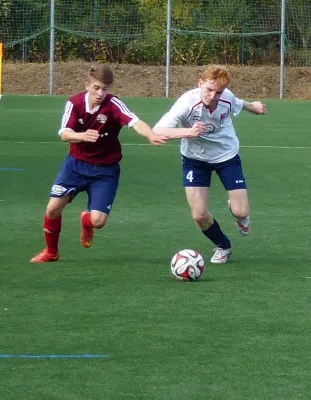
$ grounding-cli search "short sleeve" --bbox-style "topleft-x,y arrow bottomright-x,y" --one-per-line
231,94 -> 244,117
58,100 -> 79,135
110,97 -> 139,127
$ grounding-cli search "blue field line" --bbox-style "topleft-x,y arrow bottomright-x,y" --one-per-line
0,168 -> 26,171
0,168 -> 56,172
0,354 -> 109,359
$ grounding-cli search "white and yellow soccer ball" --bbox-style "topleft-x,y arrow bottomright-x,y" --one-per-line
170,249 -> 204,281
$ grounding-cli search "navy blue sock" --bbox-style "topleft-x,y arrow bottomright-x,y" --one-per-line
202,220 -> 231,249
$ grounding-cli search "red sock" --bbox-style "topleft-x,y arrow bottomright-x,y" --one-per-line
82,212 -> 93,228
43,214 -> 62,254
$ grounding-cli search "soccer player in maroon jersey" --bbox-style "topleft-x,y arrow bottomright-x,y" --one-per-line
30,64 -> 170,263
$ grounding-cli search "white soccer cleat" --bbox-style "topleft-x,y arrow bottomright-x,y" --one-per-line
210,247 -> 232,264
227,200 -> 250,236
236,216 -> 250,236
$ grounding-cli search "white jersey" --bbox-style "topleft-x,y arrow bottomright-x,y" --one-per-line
155,88 -> 244,163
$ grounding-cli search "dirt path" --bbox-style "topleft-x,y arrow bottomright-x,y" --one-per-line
3,61 -> 311,99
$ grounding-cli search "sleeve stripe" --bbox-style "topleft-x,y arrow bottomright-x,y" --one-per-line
219,99 -> 232,112
61,101 -> 74,129
186,101 -> 202,119
111,97 -> 137,119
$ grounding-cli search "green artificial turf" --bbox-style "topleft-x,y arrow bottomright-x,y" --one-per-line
0,95 -> 310,399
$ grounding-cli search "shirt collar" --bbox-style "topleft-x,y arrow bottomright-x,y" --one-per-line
85,93 -> 100,114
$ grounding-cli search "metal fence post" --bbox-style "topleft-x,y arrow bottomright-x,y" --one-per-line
280,0 -> 286,99
165,0 -> 172,98
49,0 -> 55,96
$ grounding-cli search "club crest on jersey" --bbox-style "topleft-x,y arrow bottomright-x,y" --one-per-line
220,112 -> 228,123
205,123 -> 216,133
97,114 -> 107,124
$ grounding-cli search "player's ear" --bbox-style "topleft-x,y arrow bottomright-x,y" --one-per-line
85,81 -> 89,91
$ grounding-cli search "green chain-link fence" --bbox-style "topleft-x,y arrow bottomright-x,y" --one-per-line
1,0 -> 311,95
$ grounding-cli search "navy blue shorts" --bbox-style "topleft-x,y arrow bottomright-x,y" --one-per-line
50,155 -> 120,214
182,154 -> 247,191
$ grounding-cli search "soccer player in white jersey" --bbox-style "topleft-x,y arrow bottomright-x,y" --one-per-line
154,65 -> 266,264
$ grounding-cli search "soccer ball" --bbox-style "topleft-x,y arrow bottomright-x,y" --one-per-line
170,249 -> 204,281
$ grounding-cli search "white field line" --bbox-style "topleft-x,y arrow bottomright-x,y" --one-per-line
0,141 -> 310,149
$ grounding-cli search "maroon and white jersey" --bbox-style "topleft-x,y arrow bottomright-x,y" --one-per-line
58,92 -> 139,165
155,88 -> 244,163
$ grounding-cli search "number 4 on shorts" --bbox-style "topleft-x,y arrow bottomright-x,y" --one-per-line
186,170 -> 194,182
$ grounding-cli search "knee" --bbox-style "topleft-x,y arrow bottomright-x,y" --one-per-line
230,204 -> 249,219
46,196 -> 70,219
91,214 -> 107,229
46,204 -> 63,219
192,212 -> 211,226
